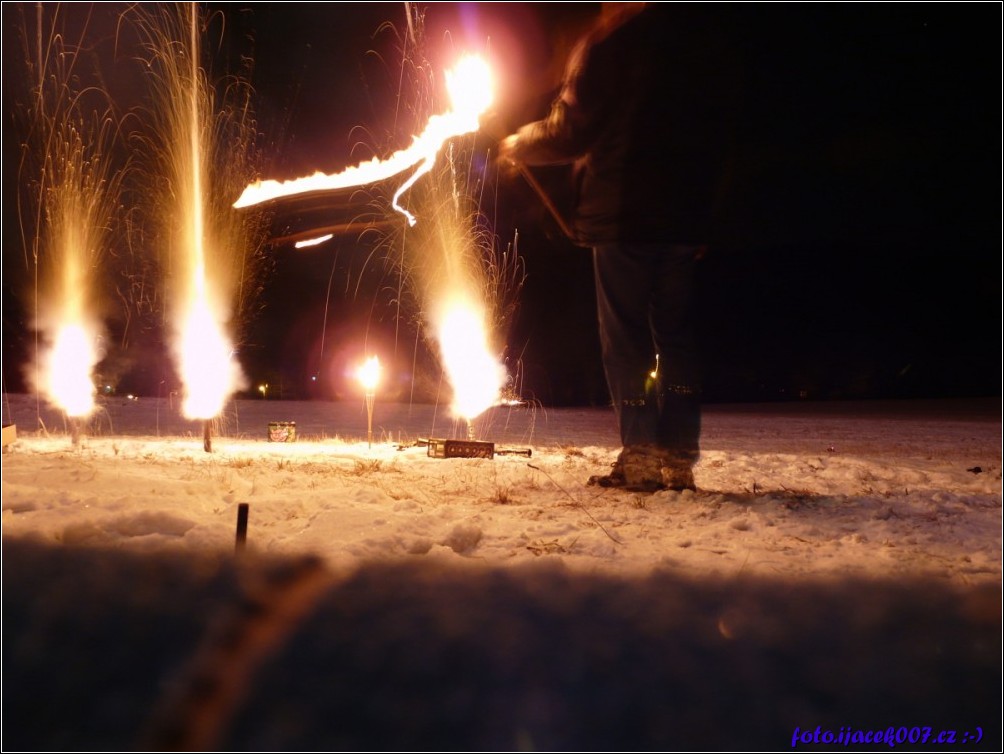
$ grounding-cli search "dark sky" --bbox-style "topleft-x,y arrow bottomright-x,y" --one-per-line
3,3 -> 1000,404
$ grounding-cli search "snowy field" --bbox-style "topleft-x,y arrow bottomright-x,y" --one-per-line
3,394 -> 1001,750
2,393 -> 1000,583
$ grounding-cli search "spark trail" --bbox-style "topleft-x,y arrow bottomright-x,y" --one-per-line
233,55 -> 493,227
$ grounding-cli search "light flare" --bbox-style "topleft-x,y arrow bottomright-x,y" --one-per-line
233,55 -> 494,226
176,294 -> 241,419
38,243 -> 103,418
42,321 -> 99,418
433,294 -> 507,422
356,355 -> 382,393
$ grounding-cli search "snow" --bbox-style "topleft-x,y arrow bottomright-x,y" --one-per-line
2,392 -> 1001,750
2,393 -> 1000,583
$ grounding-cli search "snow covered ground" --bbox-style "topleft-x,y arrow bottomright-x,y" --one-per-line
2,393 -> 1000,583
3,393 -> 1001,750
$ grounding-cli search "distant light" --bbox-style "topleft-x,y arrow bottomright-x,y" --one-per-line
311,375 -> 317,382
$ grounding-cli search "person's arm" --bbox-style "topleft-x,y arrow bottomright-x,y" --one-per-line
499,36 -> 609,167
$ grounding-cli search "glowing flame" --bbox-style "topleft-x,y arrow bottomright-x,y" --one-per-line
433,294 -> 506,422
233,55 -> 494,225
356,355 -> 382,394
176,293 -> 241,419
42,321 -> 98,418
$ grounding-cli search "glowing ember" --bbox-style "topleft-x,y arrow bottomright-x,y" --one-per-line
356,355 -> 382,393
233,55 -> 494,225
43,321 -> 98,418
294,234 -> 334,249
433,294 -> 506,422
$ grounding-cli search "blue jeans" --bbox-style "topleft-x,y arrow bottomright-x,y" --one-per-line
593,243 -> 702,463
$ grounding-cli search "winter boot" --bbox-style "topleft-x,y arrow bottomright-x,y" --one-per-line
618,444 -> 670,493
587,456 -> 627,488
660,462 -> 697,492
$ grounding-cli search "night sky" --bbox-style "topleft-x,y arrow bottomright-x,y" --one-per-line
2,3 -> 999,405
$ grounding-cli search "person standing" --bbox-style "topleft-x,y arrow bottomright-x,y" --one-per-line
498,3 -> 739,492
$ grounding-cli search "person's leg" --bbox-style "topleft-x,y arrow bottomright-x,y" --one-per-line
650,244 -> 703,488
593,243 -> 660,449
591,243 -> 672,490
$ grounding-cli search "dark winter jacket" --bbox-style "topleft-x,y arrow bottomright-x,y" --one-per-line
510,4 -> 740,247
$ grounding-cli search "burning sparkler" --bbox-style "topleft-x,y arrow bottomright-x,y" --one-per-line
356,355 -> 382,448
233,54 -> 494,227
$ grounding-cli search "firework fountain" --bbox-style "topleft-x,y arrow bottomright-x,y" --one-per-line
140,3 -> 258,451
17,8 -> 123,446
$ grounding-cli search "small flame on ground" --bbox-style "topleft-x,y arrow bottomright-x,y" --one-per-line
433,294 -> 506,422
233,55 -> 493,226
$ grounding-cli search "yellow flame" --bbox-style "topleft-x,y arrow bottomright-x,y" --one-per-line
433,294 -> 506,422
356,355 -> 382,393
233,55 -> 494,226
43,321 -> 98,418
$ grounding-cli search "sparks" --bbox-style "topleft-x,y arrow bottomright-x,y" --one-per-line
233,55 -> 494,226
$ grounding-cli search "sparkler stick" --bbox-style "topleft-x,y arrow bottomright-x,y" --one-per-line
235,503 -> 249,553
365,393 -> 375,449
203,420 -> 212,453
515,163 -> 577,242
356,356 -> 381,449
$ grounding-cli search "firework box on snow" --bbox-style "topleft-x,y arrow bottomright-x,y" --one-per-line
426,438 -> 532,459
267,421 -> 296,443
